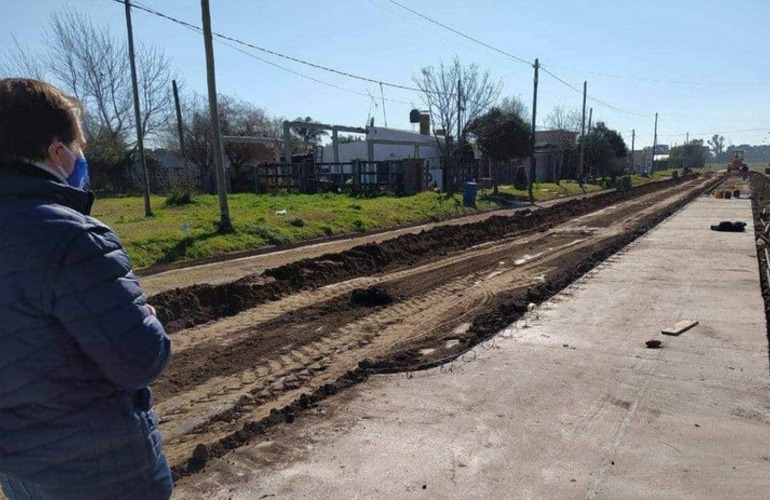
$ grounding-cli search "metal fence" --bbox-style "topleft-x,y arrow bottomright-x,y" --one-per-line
248,159 -> 428,195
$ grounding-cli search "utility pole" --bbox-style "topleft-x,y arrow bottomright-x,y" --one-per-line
201,0 -> 233,232
379,82 -> 387,127
172,80 -> 185,155
630,129 -> 635,173
651,112 -> 658,173
579,81 -> 587,183
456,78 -> 463,155
528,58 -> 539,204
124,0 -> 152,217
587,107 -> 593,133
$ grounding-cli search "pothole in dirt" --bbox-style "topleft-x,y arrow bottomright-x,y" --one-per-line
350,285 -> 395,306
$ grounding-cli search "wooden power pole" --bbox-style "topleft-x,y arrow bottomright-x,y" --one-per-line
124,0 -> 153,217
456,78 -> 463,155
172,80 -> 185,155
201,0 -> 233,232
528,58 -> 539,204
651,112 -> 658,173
630,129 -> 635,173
579,81 -> 587,182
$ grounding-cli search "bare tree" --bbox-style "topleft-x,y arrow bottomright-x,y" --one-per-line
0,10 -> 178,150
0,36 -> 48,80
177,94 -> 282,191
413,56 -> 502,152
545,105 -> 582,133
500,96 -> 529,119
544,105 -> 582,182
220,96 -> 279,184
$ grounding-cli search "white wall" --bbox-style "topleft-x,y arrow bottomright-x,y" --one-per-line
320,126 -> 446,189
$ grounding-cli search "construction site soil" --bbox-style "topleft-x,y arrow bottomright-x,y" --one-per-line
749,172 -> 770,370
145,174 -> 723,482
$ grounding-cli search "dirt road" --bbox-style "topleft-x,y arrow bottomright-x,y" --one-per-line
138,189 -> 614,295
146,174 -> 720,480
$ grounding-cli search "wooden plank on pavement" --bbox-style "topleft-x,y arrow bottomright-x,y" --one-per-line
662,319 -> 699,336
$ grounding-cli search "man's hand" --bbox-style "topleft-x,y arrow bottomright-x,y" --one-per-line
145,304 -> 157,317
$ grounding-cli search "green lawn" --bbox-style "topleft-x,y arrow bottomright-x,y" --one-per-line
94,191 -> 507,269
93,175 -> 663,269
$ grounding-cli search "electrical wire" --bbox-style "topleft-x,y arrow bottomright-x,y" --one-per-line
540,66 -> 650,118
376,0 -> 651,118
124,0 -> 451,97
543,64 -> 770,88
382,0 -> 533,67
123,0 -> 672,126
151,7 -> 414,106
658,127 -> 770,138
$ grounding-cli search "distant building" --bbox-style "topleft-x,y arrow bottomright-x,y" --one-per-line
321,125 -> 447,188
529,129 -> 578,182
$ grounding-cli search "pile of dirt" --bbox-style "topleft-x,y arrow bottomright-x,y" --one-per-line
152,176 -> 699,334
350,286 -> 395,306
749,172 -> 770,367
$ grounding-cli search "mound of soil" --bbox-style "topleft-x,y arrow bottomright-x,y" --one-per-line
151,176 -> 697,334
350,286 -> 395,307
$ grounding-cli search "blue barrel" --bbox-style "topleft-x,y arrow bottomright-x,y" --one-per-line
463,181 -> 478,207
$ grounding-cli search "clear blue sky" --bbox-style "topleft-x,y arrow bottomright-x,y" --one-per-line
2,0 -> 769,149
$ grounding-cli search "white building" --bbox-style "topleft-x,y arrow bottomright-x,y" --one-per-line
321,126 -> 446,189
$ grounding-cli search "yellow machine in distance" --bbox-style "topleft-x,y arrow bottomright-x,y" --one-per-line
728,150 -> 748,172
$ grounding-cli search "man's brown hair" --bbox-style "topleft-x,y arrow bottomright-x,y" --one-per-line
0,78 -> 82,161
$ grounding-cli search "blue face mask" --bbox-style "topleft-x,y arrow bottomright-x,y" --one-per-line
68,156 -> 89,190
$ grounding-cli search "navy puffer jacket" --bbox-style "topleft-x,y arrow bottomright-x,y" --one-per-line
0,161 -> 172,499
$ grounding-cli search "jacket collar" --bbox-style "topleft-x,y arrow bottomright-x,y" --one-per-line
0,158 -> 94,216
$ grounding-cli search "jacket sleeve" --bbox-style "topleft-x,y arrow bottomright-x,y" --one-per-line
51,223 -> 171,391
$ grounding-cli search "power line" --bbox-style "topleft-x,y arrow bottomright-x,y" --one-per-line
540,66 -> 650,118
125,0 -> 651,123
543,64 -> 770,88
382,0 -> 533,67
151,6 -> 413,106
380,0 -> 770,89
124,0 -> 449,97
377,0 -> 649,118
658,127 -> 770,138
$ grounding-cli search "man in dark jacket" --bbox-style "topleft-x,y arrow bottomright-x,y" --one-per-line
0,79 -> 172,499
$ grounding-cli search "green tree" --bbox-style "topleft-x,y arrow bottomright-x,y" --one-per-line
468,107 -> 531,194
582,122 -> 628,179
670,139 -> 706,169
291,116 -> 329,149
708,134 -> 726,161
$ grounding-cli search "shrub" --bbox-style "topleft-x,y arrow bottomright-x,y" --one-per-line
289,217 -> 305,228
164,165 -> 199,207
248,226 -> 289,246
513,166 -> 529,190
